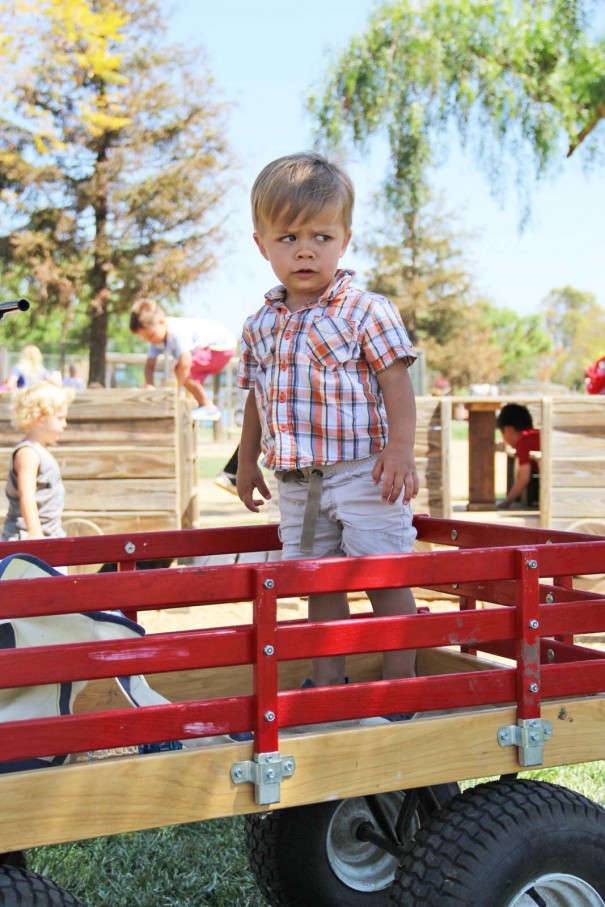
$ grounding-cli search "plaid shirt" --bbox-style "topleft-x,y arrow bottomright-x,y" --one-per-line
237,270 -> 416,469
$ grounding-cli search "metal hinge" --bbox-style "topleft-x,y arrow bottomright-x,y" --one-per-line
231,751 -> 296,805
497,718 -> 553,766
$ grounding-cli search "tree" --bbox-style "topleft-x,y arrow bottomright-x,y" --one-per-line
541,285 -> 605,386
362,196 -> 504,390
486,307 -> 551,384
309,0 -> 605,221
0,0 -> 232,383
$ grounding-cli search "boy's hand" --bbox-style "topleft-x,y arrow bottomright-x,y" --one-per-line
237,462 -> 272,513
372,443 -> 419,504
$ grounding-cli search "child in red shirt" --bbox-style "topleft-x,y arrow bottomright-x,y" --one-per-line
496,403 -> 540,509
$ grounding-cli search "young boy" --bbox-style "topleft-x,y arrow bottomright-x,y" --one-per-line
129,299 -> 237,422
237,151 -> 419,700
2,382 -> 75,541
496,403 -> 541,509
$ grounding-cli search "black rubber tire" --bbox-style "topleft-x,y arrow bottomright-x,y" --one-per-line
0,866 -> 85,906
245,783 -> 459,907
390,779 -> 605,906
0,853 -> 26,871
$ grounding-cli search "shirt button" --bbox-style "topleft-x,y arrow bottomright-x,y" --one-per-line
279,424 -> 287,432
280,362 -> 287,371
278,392 -> 286,402
284,331 -> 292,339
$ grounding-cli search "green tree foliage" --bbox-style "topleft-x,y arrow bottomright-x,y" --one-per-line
486,307 -> 552,384
310,0 -> 605,219
541,285 -> 605,386
0,0 -> 232,383
362,197 -> 503,390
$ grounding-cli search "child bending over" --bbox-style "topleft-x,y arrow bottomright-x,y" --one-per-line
129,299 -> 237,423
237,151 -> 419,703
496,403 -> 540,509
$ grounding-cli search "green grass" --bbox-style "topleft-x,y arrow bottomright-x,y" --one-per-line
28,761 -> 604,905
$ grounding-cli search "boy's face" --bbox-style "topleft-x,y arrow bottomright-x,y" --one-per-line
137,317 -> 167,345
254,204 -> 352,310
499,425 -> 519,447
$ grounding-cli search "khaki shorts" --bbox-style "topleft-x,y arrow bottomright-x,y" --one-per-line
277,455 -> 416,560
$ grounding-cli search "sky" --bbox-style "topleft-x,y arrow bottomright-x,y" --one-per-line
169,0 -> 605,338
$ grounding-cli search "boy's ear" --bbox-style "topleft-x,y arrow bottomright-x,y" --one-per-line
340,230 -> 352,256
253,233 -> 269,260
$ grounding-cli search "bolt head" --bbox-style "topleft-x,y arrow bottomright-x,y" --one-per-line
451,529 -> 458,541
125,541 -> 136,554
264,710 -> 275,722
528,619 -> 539,630
263,578 -> 275,589
527,559 -> 538,569
263,644 -> 275,656
529,683 -> 539,693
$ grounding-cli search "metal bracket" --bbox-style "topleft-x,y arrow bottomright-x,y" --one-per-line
230,751 -> 296,805
497,718 -> 553,766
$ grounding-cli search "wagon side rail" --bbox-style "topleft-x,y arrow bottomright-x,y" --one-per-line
0,534 -> 604,771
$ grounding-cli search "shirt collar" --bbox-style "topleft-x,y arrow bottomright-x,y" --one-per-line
264,269 -> 355,310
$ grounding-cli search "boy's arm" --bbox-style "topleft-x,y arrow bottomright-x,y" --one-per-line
14,446 -> 44,539
144,357 -> 157,387
498,462 -> 531,509
374,361 -> 419,504
237,390 -> 271,513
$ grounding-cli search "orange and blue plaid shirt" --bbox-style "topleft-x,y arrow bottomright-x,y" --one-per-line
237,270 -> 416,470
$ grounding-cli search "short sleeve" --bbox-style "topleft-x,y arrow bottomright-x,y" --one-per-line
360,297 -> 416,373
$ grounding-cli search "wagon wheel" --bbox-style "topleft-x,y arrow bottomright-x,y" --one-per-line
0,865 -> 85,906
245,782 -> 458,906
390,779 -> 605,906
63,518 -> 104,575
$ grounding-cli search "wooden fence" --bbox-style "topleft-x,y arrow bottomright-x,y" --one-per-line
0,388 -> 198,537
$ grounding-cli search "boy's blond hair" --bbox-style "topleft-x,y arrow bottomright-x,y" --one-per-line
129,298 -> 165,333
251,151 -> 354,233
11,382 -> 75,432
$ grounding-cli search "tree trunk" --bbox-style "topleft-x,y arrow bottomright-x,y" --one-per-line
88,304 -> 108,386
87,130 -> 111,387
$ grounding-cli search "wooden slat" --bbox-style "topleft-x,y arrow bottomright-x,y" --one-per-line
64,478 -> 177,512
0,695 -> 602,852
61,511 -> 178,534
550,488 -> 605,519
551,458 -> 605,487
552,398 -> 605,428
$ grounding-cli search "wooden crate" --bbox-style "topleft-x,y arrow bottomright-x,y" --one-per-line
414,396 -> 451,519
0,388 -> 198,536
541,395 -> 605,534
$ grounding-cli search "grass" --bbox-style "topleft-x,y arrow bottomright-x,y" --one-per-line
28,761 -> 604,906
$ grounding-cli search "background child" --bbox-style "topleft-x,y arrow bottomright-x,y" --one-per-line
129,298 -> 237,422
2,382 -> 75,541
4,344 -> 49,390
496,402 -> 541,509
237,151 -> 419,707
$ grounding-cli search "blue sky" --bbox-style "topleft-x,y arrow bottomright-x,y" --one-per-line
169,0 -> 605,337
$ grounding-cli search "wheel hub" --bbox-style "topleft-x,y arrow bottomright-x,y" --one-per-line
325,795 -> 402,893
508,873 -> 605,906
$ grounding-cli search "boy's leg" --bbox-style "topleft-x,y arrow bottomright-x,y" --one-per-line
308,592 -> 350,686
333,460 -> 418,682
365,586 -> 417,679
278,475 -> 347,687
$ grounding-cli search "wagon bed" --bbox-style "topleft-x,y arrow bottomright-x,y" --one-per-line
0,515 -> 603,861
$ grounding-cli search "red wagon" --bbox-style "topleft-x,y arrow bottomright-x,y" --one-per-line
0,516 -> 604,905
